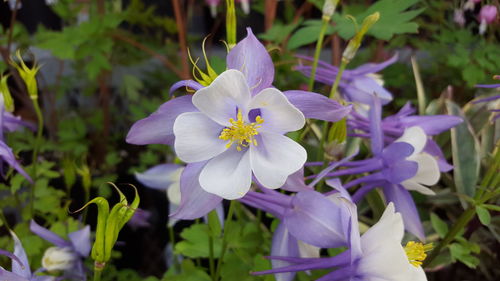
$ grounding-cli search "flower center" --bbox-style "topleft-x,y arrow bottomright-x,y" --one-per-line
219,109 -> 264,151
404,241 -> 433,267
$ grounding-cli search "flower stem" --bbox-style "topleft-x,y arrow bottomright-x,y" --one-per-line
30,98 -> 44,217
329,58 -> 348,99
307,16 -> 331,92
214,200 -> 237,280
93,262 -> 105,281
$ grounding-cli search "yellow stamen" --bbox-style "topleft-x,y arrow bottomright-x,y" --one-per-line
404,241 -> 433,267
219,109 -> 264,151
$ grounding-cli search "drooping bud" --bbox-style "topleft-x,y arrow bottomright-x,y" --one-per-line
0,75 -> 15,112
42,247 -> 78,271
239,0 -> 250,14
10,50 -> 41,100
342,12 -> 380,63
322,0 -> 339,20
479,5 -> 498,24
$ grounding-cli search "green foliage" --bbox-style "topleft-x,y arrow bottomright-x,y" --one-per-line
175,224 -> 222,258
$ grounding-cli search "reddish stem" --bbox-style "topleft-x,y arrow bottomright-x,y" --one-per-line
172,0 -> 190,79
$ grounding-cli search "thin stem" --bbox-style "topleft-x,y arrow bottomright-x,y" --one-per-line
214,201 -> 237,280
208,235 -> 215,280
329,59 -> 348,99
172,0 -> 190,79
93,262 -> 105,281
7,0 -> 20,53
307,16 -> 330,92
30,99 -> 44,217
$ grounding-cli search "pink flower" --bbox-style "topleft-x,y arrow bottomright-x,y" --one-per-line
479,5 -> 498,24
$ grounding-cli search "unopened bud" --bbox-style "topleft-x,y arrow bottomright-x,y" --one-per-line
42,247 -> 78,271
0,75 -> 14,112
322,0 -> 339,19
10,50 -> 41,100
342,12 -> 380,62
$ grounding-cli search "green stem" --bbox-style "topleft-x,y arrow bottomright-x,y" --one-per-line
168,225 -> 180,272
214,200 -> 236,280
208,235 -> 215,281
329,59 -> 348,99
30,99 -> 44,217
307,16 -> 331,92
93,264 -> 104,281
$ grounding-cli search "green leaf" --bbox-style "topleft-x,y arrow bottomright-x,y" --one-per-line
430,213 -> 448,238
475,205 -> 491,226
259,20 -> 302,44
449,243 -> 480,268
446,100 -> 480,206
207,210 -> 222,238
332,0 -> 423,40
175,224 -> 222,258
287,20 -> 334,50
483,204 -> 500,212
164,260 -> 212,281
121,74 -> 144,101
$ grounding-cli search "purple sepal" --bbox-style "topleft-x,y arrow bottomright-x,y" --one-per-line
383,185 -> 425,241
281,167 -> 310,192
30,220 -> 71,248
271,223 -> 300,281
227,28 -> 274,95
0,270 -> 29,281
398,115 -> 463,136
475,84 -> 500,89
68,225 -> 91,257
170,162 -> 223,220
284,191 -> 348,249
382,159 -> 418,184
381,142 -> 414,164
126,95 -> 197,145
10,231 -> 32,279
169,80 -> 203,94
0,141 -> 32,183
135,164 -> 183,190
283,90 -> 352,122
425,139 -> 453,172
369,95 -> 383,154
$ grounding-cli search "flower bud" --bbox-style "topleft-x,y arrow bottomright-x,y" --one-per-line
479,5 -> 498,24
42,247 -> 78,271
239,0 -> 250,15
342,12 -> 380,62
10,50 -> 41,100
0,75 -> 15,112
454,9 -> 465,27
322,0 -> 339,19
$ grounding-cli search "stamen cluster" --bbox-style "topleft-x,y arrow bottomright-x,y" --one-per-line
219,109 -> 264,151
404,241 -> 433,267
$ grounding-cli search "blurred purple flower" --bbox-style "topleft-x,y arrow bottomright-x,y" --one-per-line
0,230 -> 55,281
479,5 -> 498,24
31,220 -> 90,281
475,80 -> 500,121
128,208 -> 152,230
295,54 -> 398,105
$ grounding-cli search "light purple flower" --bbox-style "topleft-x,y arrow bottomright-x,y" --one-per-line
31,220 -> 90,281
253,203 -> 428,281
0,230 -> 55,281
127,28 -> 351,220
295,54 -> 398,105
479,5 -> 498,24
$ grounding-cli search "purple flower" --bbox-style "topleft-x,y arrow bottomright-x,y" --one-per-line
479,5 -> 498,24
127,28 -> 351,220
128,208 -> 152,230
31,220 -> 91,281
295,54 -> 398,105
253,203 -> 429,281
0,230 -> 55,281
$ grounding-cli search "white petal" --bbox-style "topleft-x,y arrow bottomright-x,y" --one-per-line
297,241 -> 320,258
135,164 -> 183,191
359,204 -> 412,281
409,153 -> 440,185
250,132 -> 307,189
410,265 -> 428,281
192,69 -> 251,126
401,180 -> 436,196
396,126 -> 427,155
248,88 -> 305,133
167,181 -> 182,205
199,149 -> 252,199
173,112 -> 227,163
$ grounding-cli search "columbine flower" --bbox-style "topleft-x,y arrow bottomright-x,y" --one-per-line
295,54 -> 398,105
173,69 -> 307,199
31,220 -> 90,281
0,230 -> 55,281
478,5 -> 498,34
253,203 -> 429,281
127,28 -> 351,220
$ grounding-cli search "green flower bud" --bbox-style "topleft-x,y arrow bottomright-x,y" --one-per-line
342,12 -> 380,63
0,75 -> 14,112
322,0 -> 340,20
10,50 -> 41,100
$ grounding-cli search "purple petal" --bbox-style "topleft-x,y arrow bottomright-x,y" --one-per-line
284,191 -> 348,248
283,90 -> 352,122
169,162 -> 223,220
425,139 -> 453,172
350,54 -> 399,76
135,164 -> 183,190
475,84 -> 500,89
68,225 -> 91,257
169,80 -> 203,95
381,142 -> 414,164
126,95 -> 197,145
383,160 -> 418,184
30,220 -> 71,248
0,269 -> 27,281
0,141 -> 32,183
369,95 -> 383,154
227,28 -> 274,95
128,208 -> 152,229
383,185 -> 425,241
399,115 -> 463,135
281,167 -> 311,192
10,231 -> 31,279
271,223 -> 300,281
